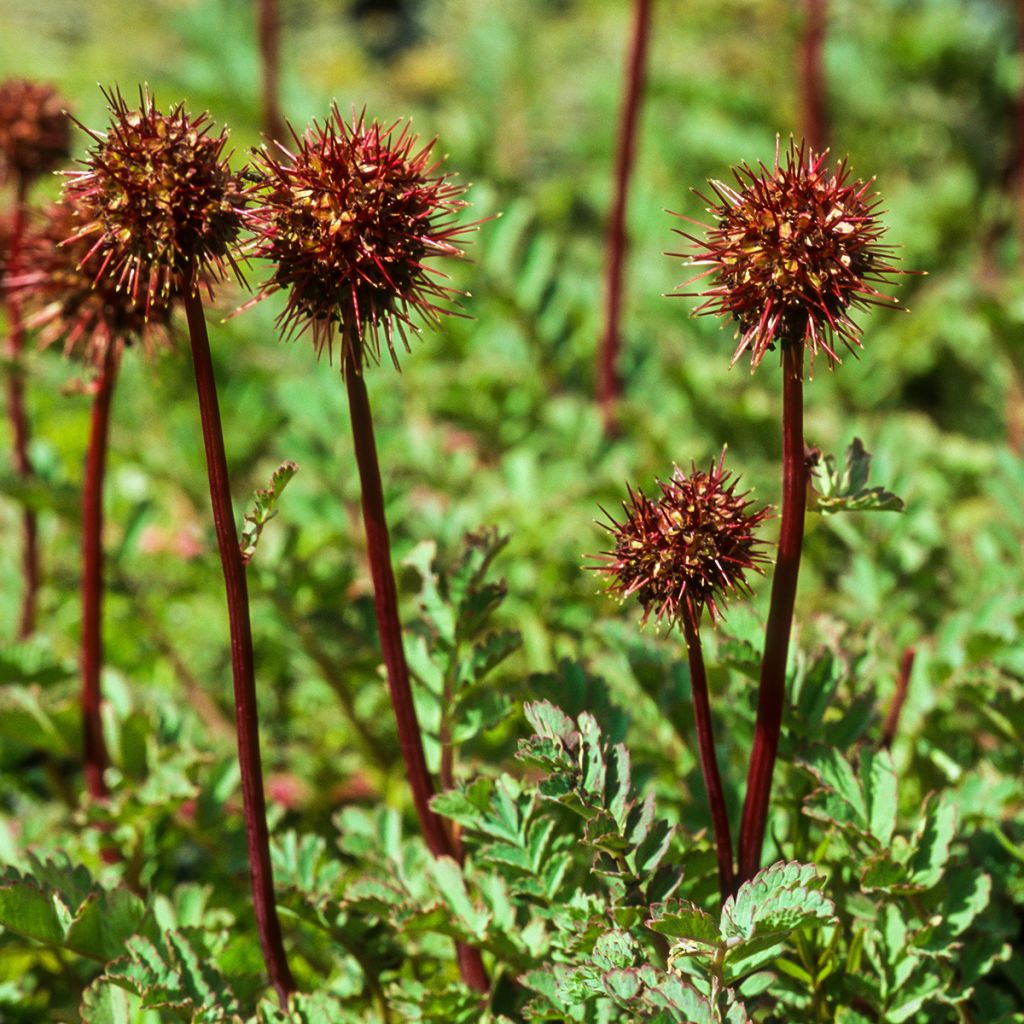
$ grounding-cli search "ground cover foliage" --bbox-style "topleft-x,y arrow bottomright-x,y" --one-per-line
0,0 -> 1022,1020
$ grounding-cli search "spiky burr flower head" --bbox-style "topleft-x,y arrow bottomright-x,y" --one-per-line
594,454 -> 770,634
0,79 -> 71,185
247,106 -> 472,374
11,199 -> 173,367
674,138 -> 903,372
62,87 -> 248,308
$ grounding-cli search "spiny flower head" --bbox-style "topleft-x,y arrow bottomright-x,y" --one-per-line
674,138 -> 902,371
247,106 -> 472,373
0,79 -> 71,184
11,200 -> 173,366
62,87 -> 248,308
593,454 -> 770,633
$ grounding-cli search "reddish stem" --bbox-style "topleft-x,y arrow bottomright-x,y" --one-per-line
880,646 -> 916,751
737,343 -> 806,884
682,615 -> 735,901
343,350 -> 488,994
257,0 -> 286,143
81,345 -> 120,802
800,0 -> 828,153
183,291 -> 295,1005
597,0 -> 653,432
4,177 -> 40,639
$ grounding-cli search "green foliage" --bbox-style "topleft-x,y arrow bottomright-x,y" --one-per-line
810,438 -> 905,515
240,460 -> 298,565
1,0 -> 1022,1020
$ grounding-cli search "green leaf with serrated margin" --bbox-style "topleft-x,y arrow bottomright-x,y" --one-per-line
0,878 -> 68,947
64,885 -> 146,962
239,460 -> 297,564
647,899 -> 720,945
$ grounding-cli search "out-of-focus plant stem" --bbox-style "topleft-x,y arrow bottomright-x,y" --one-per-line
183,289 -> 295,1006
597,0 -> 653,434
81,343 -> 120,803
343,343 -> 488,994
257,0 -> 286,142
800,0 -> 828,153
881,646 -> 916,750
4,176 -> 40,639
738,342 -> 806,884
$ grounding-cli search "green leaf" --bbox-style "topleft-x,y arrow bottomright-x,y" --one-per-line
64,886 -> 147,962
810,438 -> 904,515
239,460 -> 297,564
0,877 -> 68,947
80,980 -> 151,1024
719,862 -> 835,981
102,930 -> 239,1022
647,899 -> 720,947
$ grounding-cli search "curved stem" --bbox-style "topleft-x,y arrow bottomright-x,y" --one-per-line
4,177 -> 40,639
81,345 -> 120,802
682,615 -> 735,902
343,349 -> 488,994
737,342 -> 806,884
597,0 -> 653,432
257,0 -> 286,142
800,0 -> 828,153
183,292 -> 295,1005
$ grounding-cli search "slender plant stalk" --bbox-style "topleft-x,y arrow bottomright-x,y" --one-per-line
343,346 -> 488,994
800,0 -> 828,153
81,344 -> 120,802
257,0 -> 286,142
4,177 -> 40,639
880,645 -> 916,751
183,291 -> 295,1005
737,342 -> 807,884
681,615 -> 735,901
597,0 -> 653,432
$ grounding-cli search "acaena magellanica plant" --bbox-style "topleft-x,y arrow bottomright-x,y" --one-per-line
10,198 -> 173,812
0,78 -> 71,639
244,107 -> 490,994
673,138 -> 905,885
63,86 -> 295,1003
594,455 -> 770,901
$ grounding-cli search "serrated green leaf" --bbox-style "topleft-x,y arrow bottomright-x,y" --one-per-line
239,460 -> 297,564
647,899 -> 720,946
65,886 -> 146,962
0,878 -> 68,947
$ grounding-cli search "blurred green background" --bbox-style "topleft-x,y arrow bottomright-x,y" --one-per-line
0,0 -> 1022,905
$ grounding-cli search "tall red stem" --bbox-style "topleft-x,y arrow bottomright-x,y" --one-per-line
4,177 -> 40,638
800,0 -> 828,153
597,0 -> 653,432
81,345 -> 119,802
183,291 -> 295,1005
682,615 -> 735,901
738,343 -> 806,884
343,349 -> 489,994
257,0 -> 286,143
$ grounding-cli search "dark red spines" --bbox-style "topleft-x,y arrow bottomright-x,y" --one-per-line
0,79 -> 71,184
674,138 -> 903,371
12,200 -> 173,366
63,87 -> 248,308
247,107 -> 472,371
595,454 -> 770,633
